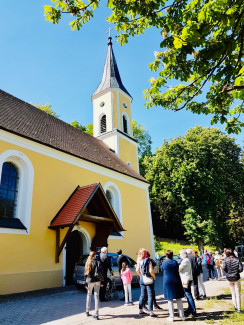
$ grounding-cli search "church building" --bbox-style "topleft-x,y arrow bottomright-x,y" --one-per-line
0,37 -> 154,295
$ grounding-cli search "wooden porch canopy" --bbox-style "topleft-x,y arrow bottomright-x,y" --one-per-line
49,183 -> 124,263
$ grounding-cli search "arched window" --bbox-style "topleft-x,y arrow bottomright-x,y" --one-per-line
104,182 -> 123,228
0,150 -> 34,234
100,114 -> 107,134
105,183 -> 123,239
106,189 -> 114,208
123,115 -> 128,134
0,162 -> 19,218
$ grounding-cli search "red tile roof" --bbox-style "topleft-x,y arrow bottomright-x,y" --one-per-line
50,184 -> 97,228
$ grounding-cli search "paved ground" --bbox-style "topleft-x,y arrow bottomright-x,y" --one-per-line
0,273 -> 243,325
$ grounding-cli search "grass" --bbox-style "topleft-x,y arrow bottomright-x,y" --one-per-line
218,280 -> 244,324
155,237 -> 217,255
203,297 -> 227,309
203,281 -> 244,324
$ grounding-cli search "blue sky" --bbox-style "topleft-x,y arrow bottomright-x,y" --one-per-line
0,1 -> 243,152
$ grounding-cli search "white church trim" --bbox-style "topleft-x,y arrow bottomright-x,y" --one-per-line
0,149 -> 34,234
146,188 -> 155,259
73,225 -> 92,254
104,181 -> 124,240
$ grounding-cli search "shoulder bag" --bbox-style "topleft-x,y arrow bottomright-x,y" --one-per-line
142,274 -> 154,285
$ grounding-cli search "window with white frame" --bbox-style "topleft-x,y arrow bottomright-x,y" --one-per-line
0,150 -> 34,234
104,182 -> 123,229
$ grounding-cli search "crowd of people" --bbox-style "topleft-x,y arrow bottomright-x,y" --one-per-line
83,246 -> 243,321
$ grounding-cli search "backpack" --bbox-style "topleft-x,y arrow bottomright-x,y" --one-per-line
141,258 -> 156,276
206,254 -> 210,265
141,258 -> 149,276
93,260 -> 104,282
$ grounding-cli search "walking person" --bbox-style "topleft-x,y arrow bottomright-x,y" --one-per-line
201,249 -> 211,280
136,248 -> 149,310
161,250 -> 185,322
98,247 -> 114,302
137,250 -> 161,310
85,251 -> 103,320
186,248 -> 200,299
120,262 -> 133,305
193,250 -> 206,298
223,249 -> 243,313
179,249 -> 197,317
136,249 -> 157,318
214,251 -> 223,279
147,251 -> 162,310
117,249 -> 129,300
209,251 -> 217,279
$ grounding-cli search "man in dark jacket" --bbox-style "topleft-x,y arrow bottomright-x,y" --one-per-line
223,249 -> 243,313
117,249 -> 129,272
117,249 -> 129,300
187,248 -> 200,300
98,247 -> 113,301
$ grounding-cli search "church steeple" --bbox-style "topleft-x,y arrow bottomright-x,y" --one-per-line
92,37 -> 132,99
91,36 -> 139,172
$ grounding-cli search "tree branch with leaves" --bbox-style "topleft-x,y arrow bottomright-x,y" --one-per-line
44,0 -> 244,134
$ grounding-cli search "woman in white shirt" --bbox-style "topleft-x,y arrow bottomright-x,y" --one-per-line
179,249 -> 196,317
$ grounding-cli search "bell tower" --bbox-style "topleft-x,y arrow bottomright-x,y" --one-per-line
91,37 -> 139,172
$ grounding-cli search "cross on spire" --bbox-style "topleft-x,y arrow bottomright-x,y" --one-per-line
106,27 -> 113,38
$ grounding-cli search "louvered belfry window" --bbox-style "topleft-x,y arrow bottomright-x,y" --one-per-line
123,115 -> 128,134
100,114 -> 107,134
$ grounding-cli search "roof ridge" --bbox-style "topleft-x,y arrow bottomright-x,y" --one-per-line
78,183 -> 99,190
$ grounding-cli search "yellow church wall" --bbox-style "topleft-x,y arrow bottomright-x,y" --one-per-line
0,270 -> 63,295
119,92 -> 132,136
0,133 -> 152,294
118,135 -> 138,171
78,221 -> 96,241
108,186 -> 152,260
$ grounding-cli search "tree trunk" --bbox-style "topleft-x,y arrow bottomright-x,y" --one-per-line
197,239 -> 204,255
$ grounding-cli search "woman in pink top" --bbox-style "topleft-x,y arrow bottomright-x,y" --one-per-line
120,262 -> 133,305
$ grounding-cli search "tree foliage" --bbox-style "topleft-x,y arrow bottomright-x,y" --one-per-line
142,126 -> 244,249
33,103 -> 60,118
44,0 -> 244,134
132,120 -> 152,158
70,120 -> 93,135
132,120 -> 152,175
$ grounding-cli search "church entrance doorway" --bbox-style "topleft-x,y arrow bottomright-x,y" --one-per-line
49,183 -> 123,270
65,230 -> 83,285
